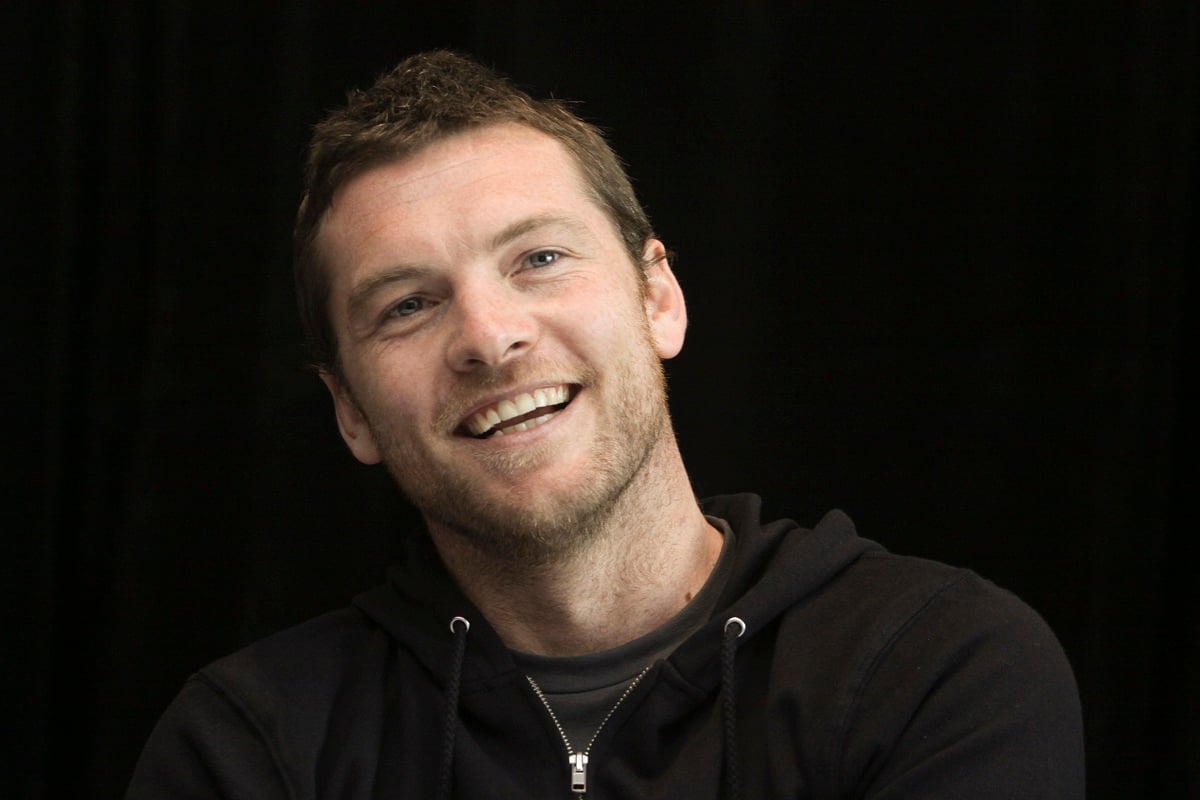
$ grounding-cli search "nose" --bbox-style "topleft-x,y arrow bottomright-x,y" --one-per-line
445,279 -> 538,372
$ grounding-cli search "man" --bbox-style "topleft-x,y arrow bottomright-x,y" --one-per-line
128,51 -> 1084,798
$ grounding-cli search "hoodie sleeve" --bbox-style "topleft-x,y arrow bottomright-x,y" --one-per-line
837,569 -> 1085,799
125,675 -> 292,800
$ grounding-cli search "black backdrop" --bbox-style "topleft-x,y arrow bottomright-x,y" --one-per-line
6,3 -> 1196,798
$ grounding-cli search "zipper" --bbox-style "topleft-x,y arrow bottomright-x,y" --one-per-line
526,663 -> 653,797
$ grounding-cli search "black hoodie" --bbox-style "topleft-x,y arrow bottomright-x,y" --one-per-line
127,494 -> 1084,798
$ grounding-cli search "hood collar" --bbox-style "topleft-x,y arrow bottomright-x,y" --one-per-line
353,494 -> 881,691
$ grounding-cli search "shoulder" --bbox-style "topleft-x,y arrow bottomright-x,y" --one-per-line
780,552 -> 1084,797
772,545 -> 1062,659
127,606 -> 400,799
790,551 -> 1074,708
838,551 -> 1065,665
198,606 -> 394,720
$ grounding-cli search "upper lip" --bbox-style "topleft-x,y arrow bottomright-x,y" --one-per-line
456,383 -> 575,437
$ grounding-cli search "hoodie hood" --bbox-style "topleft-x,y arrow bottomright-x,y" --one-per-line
669,495 -> 881,693
353,493 -> 881,693
352,493 -> 882,799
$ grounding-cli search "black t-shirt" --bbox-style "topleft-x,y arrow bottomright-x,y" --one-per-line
512,517 -> 735,752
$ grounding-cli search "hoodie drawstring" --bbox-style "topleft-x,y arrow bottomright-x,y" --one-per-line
721,616 -> 746,800
438,616 -> 470,800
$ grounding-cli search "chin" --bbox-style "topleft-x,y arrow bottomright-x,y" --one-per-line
410,444 -> 649,564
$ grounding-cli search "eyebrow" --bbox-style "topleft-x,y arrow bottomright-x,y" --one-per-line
487,213 -> 593,251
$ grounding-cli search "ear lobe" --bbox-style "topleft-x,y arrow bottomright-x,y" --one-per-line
641,239 -> 688,359
319,371 -> 383,465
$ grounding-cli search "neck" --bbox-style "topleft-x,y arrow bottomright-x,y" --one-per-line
427,434 -> 723,657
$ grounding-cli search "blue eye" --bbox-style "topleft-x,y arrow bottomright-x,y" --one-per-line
391,297 -> 424,317
527,250 -> 559,268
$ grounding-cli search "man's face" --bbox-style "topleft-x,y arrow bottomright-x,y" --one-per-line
317,123 -> 687,559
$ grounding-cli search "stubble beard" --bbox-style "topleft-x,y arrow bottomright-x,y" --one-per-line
367,341 -> 673,567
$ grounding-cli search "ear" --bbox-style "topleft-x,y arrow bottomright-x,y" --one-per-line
641,239 -> 688,359
319,371 -> 383,465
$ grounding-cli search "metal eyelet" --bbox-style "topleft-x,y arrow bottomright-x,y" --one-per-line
449,616 -> 470,633
724,616 -> 746,637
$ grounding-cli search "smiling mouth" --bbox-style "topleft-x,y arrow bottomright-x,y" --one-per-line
461,385 -> 575,438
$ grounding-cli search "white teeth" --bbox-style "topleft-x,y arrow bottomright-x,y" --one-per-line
514,394 -> 536,415
490,412 -> 556,437
496,399 -> 519,419
465,387 -> 569,437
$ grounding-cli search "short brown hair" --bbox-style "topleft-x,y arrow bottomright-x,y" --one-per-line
294,50 -> 655,375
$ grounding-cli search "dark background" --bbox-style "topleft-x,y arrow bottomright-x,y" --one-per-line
6,3 -> 1195,798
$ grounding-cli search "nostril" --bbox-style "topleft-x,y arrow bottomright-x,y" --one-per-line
445,292 -> 538,370
451,331 -> 534,370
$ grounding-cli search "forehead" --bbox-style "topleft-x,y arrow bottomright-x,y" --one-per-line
317,123 -> 598,263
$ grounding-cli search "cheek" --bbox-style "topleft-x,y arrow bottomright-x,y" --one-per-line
565,281 -> 651,346
560,314 -> 642,367
374,371 -> 426,414
344,357 -> 426,426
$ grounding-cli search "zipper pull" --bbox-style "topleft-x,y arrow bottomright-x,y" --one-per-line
570,752 -> 589,794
